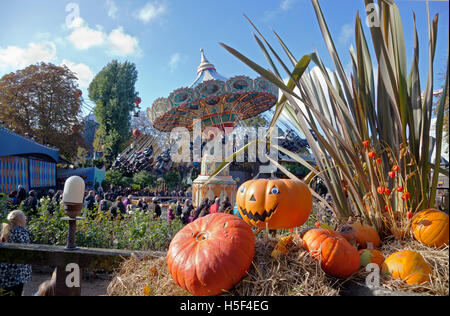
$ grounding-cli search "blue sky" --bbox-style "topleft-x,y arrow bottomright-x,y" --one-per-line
0,0 -> 448,116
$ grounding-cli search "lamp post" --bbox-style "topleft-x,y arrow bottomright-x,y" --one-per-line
62,176 -> 85,250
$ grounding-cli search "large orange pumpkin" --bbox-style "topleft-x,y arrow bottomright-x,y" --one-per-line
411,209 -> 449,249
359,249 -> 385,268
302,228 -> 360,278
236,179 -> 312,230
338,220 -> 380,249
382,250 -> 432,285
166,213 -> 254,296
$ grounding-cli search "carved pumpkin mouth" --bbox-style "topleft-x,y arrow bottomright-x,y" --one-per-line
239,204 -> 278,223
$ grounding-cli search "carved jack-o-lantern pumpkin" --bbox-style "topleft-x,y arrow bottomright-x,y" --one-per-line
236,179 -> 312,230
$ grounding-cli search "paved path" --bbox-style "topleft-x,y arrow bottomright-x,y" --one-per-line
23,271 -> 113,296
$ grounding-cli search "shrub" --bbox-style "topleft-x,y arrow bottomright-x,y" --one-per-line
27,197 -> 183,251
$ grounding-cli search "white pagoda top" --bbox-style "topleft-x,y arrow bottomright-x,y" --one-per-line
189,49 -> 227,88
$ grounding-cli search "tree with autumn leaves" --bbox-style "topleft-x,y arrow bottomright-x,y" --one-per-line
0,62 -> 85,160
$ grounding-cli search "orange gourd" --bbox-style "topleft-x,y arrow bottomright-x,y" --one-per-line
338,220 -> 380,249
271,235 -> 294,259
166,213 -> 254,296
359,249 -> 385,267
302,228 -> 360,278
236,179 -> 312,230
382,250 -> 432,285
411,209 -> 449,249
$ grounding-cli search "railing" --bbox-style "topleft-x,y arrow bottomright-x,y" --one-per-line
0,243 -> 164,296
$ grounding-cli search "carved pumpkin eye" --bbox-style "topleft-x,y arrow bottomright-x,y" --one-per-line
240,186 -> 246,193
270,186 -> 280,195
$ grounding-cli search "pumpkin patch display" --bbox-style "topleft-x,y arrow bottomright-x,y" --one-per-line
359,249 -> 385,268
382,250 -> 432,285
411,209 -> 449,249
302,228 -> 360,278
337,220 -> 381,249
236,179 -> 312,230
166,213 -> 255,296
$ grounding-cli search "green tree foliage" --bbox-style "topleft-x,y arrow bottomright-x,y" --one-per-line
163,170 -> 179,191
121,176 -> 133,188
133,171 -> 156,189
0,63 -> 85,159
74,146 -> 89,168
285,163 -> 309,177
104,169 -> 124,188
88,60 -> 138,167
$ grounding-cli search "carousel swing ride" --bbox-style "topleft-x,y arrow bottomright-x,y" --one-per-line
146,49 -> 279,206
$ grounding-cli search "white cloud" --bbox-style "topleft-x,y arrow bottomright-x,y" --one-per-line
264,0 -> 297,21
67,16 -> 84,29
108,27 -> 139,56
61,59 -> 94,88
106,0 -> 118,18
339,24 -> 353,45
280,0 -> 294,11
0,42 -> 57,70
169,53 -> 181,72
136,2 -> 167,23
65,16 -> 139,56
67,18 -> 106,50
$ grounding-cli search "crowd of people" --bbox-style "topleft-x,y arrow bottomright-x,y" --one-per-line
3,185 -> 194,218
172,196 -> 233,225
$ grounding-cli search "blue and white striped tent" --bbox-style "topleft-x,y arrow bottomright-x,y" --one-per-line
0,126 -> 59,193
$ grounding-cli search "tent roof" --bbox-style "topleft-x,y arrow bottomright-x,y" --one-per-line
0,126 -> 59,163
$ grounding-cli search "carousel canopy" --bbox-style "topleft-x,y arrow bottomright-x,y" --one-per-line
189,49 -> 228,87
147,49 -> 278,132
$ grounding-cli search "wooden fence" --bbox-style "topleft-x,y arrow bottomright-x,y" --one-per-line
0,243 -> 163,296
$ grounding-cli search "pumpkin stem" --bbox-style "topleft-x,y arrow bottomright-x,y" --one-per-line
195,231 -> 209,242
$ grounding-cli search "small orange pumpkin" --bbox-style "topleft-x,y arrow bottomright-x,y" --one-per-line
359,249 -> 384,268
166,213 -> 254,296
236,179 -> 312,230
382,250 -> 432,285
302,228 -> 360,278
411,209 -> 449,249
271,235 -> 294,259
338,219 -> 380,249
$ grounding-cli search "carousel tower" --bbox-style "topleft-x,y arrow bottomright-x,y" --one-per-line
147,49 -> 278,206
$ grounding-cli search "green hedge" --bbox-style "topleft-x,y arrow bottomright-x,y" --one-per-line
26,198 -> 183,252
